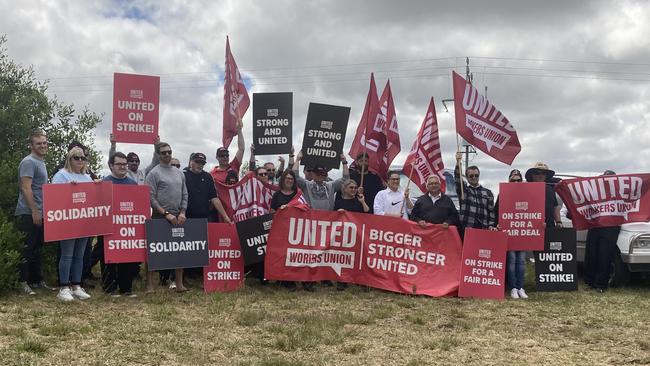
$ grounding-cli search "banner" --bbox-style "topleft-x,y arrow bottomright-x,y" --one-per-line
264,207 -> 463,297
452,71 -> 521,165
215,172 -> 277,222
376,80 -> 401,176
301,102 -> 350,170
402,98 -> 446,194
43,181 -> 113,242
458,228 -> 507,299
535,228 -> 578,291
112,72 -> 160,144
145,218 -> 209,271
252,92 -> 292,155
223,36 -> 250,148
348,74 -> 383,175
555,174 -> 650,230
236,214 -> 274,266
203,223 -> 245,293
104,185 -> 151,264
498,182 -> 545,251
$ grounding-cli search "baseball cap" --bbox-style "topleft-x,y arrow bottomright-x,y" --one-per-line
192,152 -> 207,164
216,147 -> 229,157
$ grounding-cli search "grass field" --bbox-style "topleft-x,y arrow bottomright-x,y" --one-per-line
0,270 -> 649,366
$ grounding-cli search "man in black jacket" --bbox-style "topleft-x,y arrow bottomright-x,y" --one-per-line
410,175 -> 459,229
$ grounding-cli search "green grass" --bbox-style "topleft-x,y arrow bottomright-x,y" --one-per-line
0,273 -> 648,365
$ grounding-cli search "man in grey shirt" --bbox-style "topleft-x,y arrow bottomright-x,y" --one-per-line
144,142 -> 189,292
15,130 -> 54,295
293,152 -> 349,210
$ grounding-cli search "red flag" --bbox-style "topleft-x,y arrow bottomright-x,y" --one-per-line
555,174 -> 650,230
286,188 -> 310,211
223,36 -> 250,148
402,98 -> 446,194
377,80 -> 401,176
348,74 -> 383,174
452,71 -> 521,165
215,172 -> 277,222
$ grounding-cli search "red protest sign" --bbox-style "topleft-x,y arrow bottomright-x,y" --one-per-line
204,223 -> 245,293
43,182 -> 113,242
458,228 -> 507,300
555,174 -> 650,230
498,182 -> 545,250
112,72 -> 160,144
265,207 -> 463,297
104,185 -> 151,264
452,71 -> 521,165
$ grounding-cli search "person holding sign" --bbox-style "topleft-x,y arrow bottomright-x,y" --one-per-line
210,120 -> 245,184
410,175 -> 459,229
248,144 -> 292,184
524,162 -> 562,228
348,152 -> 384,213
51,147 -> 94,302
293,151 -> 349,210
374,171 -> 413,219
454,152 -> 496,239
109,133 -> 161,184
144,142 -> 189,293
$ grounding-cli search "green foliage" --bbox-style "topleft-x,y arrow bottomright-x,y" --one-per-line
0,212 -> 24,295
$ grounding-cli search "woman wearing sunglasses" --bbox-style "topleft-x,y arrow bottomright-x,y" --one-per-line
51,147 -> 93,302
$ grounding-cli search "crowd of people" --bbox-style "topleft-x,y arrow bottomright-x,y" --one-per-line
14,126 -> 620,301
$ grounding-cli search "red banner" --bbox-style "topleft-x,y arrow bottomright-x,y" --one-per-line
265,207 -> 463,297
348,74 -> 383,175
223,36 -> 250,148
498,182 -> 545,250
203,223 -> 245,293
104,185 -> 151,264
215,172 -> 277,222
43,181 -> 113,242
452,71 -> 520,165
402,98 -> 446,194
458,228 -> 507,299
376,80 -> 401,177
112,73 -> 160,144
555,174 -> 650,230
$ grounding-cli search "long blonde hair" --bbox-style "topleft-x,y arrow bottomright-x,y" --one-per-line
64,147 -> 88,174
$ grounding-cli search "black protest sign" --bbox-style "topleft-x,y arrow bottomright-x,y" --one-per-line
236,213 -> 273,266
145,218 -> 209,271
253,93 -> 293,155
301,102 -> 350,170
535,228 -> 578,291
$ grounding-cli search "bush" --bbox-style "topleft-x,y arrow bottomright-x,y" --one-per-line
0,212 -> 24,295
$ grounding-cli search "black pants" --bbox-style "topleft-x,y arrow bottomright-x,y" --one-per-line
96,236 -> 140,293
584,226 -> 620,289
83,237 -> 100,280
17,215 -> 44,284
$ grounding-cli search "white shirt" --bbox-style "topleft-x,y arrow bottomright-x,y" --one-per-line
374,188 -> 409,219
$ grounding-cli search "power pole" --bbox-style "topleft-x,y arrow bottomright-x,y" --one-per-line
462,57 -> 477,169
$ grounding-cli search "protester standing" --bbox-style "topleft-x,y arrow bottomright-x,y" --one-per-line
15,130 -> 55,295
210,120 -> 245,184
348,151 -> 384,213
454,152 -> 496,239
410,175 -> 459,228
524,162 -> 562,228
144,142 -> 189,293
109,133 -> 160,184
51,147 -> 93,301
374,171 -> 413,219
293,152 -> 349,210
270,169 -> 302,290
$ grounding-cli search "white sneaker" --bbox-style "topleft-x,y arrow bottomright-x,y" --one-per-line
71,285 -> 91,300
510,288 -> 520,299
517,288 -> 529,299
169,282 -> 177,290
23,282 -> 36,296
57,287 -> 74,302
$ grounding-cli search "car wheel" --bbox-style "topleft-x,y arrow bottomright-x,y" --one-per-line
609,251 -> 631,287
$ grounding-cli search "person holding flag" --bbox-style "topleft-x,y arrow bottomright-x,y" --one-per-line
454,153 -> 496,239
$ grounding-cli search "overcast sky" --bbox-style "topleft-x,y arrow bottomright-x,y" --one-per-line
3,0 -> 650,194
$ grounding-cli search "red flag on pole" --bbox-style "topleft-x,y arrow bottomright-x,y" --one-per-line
452,71 -> 521,165
348,74 -> 382,174
377,80 -> 401,176
402,98 -> 446,193
223,36 -> 250,148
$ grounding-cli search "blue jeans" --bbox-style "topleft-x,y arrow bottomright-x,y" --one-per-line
59,237 -> 88,286
507,251 -> 526,289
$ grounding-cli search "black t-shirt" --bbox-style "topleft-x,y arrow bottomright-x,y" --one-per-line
544,183 -> 558,226
184,170 -> 217,218
271,190 -> 297,210
349,169 -> 383,213
333,197 -> 365,213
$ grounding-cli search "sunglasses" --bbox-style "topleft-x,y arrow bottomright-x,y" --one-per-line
160,150 -> 173,156
257,173 -> 267,177
193,160 -> 206,165
71,156 -> 87,161
218,153 -> 229,158
511,179 -> 522,182
128,160 -> 140,163
468,174 -> 480,178
171,164 -> 181,168
348,186 -> 358,189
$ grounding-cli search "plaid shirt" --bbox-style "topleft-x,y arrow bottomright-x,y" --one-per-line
456,181 -> 496,229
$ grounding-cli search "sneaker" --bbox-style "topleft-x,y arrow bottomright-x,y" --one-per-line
71,286 -> 91,300
109,292 -> 121,298
510,288 -> 520,299
57,287 -> 74,302
517,288 -> 529,299
35,281 -> 57,291
23,283 -> 36,296
124,293 -> 138,298
169,282 -> 177,290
